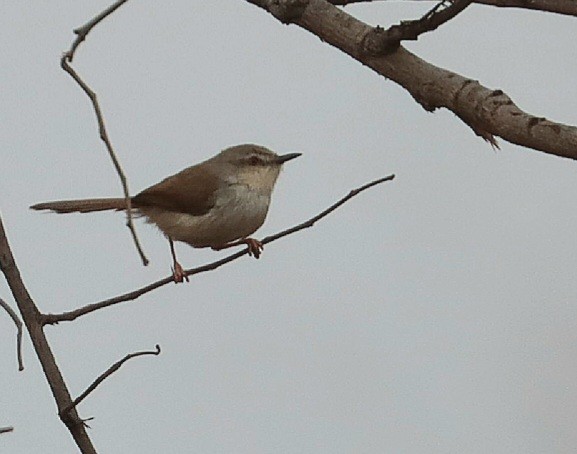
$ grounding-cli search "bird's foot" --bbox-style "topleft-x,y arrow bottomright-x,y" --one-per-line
172,261 -> 189,283
212,237 -> 263,259
244,238 -> 263,259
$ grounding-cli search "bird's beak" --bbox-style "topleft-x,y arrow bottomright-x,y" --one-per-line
276,153 -> 302,164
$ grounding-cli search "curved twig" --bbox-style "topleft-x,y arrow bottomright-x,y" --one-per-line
66,0 -> 130,62
42,174 -> 395,324
61,0 -> 148,266
0,297 -> 24,371
60,345 -> 161,416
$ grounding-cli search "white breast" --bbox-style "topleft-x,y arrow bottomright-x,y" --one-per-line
141,183 -> 271,248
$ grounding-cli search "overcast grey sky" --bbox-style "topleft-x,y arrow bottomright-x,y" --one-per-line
2,1 -> 577,453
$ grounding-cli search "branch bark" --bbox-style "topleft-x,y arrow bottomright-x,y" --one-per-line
0,218 -> 97,453
247,0 -> 577,159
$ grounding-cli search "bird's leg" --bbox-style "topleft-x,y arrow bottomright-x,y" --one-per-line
169,238 -> 189,283
212,238 -> 263,259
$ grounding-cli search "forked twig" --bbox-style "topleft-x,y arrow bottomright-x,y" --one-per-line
61,0 -> 148,266
42,174 -> 395,324
60,345 -> 161,416
0,297 -> 24,371
361,0 -> 474,54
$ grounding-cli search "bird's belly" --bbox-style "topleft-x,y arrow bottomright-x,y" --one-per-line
140,186 -> 270,248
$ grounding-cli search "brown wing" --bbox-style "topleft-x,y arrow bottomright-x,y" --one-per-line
132,164 -> 219,216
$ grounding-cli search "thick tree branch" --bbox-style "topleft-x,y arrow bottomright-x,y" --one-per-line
247,0 -> 577,159
0,217 -> 97,454
330,0 -> 577,17
61,0 -> 149,266
0,297 -> 24,371
42,174 -> 395,324
61,345 -> 161,416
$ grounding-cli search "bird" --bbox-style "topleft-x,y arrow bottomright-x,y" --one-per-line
30,144 -> 301,282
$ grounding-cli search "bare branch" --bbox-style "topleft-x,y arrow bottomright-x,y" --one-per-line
61,0 -> 149,266
474,0 -> 577,15
61,345 -> 161,416
362,0 -> 474,54
264,175 -> 396,242
0,427 -> 14,434
330,0 -> 577,17
43,174 -> 395,324
65,0 -> 130,62
0,297 -> 24,371
0,217 -> 97,453
246,0 -> 577,159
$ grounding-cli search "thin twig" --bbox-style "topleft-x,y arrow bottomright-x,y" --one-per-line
330,0 -> 577,17
60,345 -> 161,415
0,427 -> 14,434
42,174 -> 395,325
0,297 -> 24,371
263,175 -> 396,243
61,0 -> 148,266
66,0 -> 130,62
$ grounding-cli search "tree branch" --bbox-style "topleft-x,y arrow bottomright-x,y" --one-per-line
61,0 -> 149,266
61,345 -> 161,416
0,427 -> 14,435
330,0 -> 577,17
474,0 -> 577,15
0,297 -> 24,371
0,217 -> 97,453
42,174 -> 395,324
362,0 -> 474,54
66,0 -> 130,62
246,0 -> 577,159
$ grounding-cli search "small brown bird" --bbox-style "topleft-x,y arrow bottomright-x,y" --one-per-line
31,144 -> 301,282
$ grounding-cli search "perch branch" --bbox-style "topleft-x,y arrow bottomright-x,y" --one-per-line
61,0 -> 148,266
61,345 -> 161,416
0,427 -> 14,434
0,297 -> 24,371
42,174 -> 395,324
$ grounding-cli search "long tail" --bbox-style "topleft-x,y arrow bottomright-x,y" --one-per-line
30,198 -> 129,214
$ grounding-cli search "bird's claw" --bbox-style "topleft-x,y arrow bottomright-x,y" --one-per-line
245,238 -> 263,259
172,262 -> 189,283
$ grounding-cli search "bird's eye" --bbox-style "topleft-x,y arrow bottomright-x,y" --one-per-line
248,155 -> 263,165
